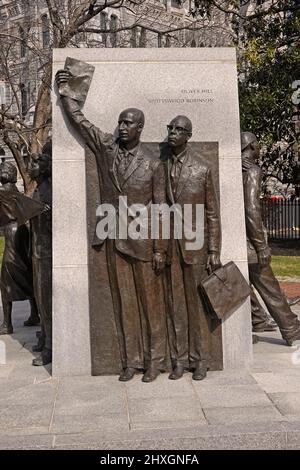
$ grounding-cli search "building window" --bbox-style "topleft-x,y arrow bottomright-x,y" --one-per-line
0,9 -> 8,22
19,26 -> 26,58
139,27 -> 147,48
42,14 -> 50,48
157,33 -> 162,48
165,35 -> 171,47
20,83 -> 27,117
130,27 -> 137,48
110,15 -> 118,47
100,12 -> 107,46
171,0 -> 181,8
0,83 -> 6,107
8,6 -> 21,17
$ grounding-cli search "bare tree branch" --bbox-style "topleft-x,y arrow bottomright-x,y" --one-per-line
45,0 -> 64,31
210,0 -> 300,21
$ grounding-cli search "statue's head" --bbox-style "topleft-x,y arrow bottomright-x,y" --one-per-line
167,115 -> 192,149
0,161 -> 18,184
118,108 -> 145,145
241,132 -> 260,161
28,140 -> 52,182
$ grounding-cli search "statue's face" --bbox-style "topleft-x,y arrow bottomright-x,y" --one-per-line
118,111 -> 143,144
0,169 -> 10,184
251,140 -> 260,160
0,163 -> 16,184
167,117 -> 191,149
28,154 -> 50,181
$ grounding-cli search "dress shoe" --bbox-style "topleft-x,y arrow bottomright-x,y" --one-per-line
284,326 -> 300,346
24,316 -> 40,327
142,367 -> 160,383
252,321 -> 277,332
119,367 -> 136,382
288,296 -> 300,307
32,348 -> 52,366
0,323 -> 13,335
192,362 -> 207,381
169,364 -> 184,380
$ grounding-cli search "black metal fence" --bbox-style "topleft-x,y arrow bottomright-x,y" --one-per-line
261,199 -> 300,240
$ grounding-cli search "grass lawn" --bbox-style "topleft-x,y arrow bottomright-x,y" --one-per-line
0,236 -> 4,262
271,255 -> 300,279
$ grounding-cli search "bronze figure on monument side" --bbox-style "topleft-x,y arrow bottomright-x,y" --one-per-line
241,131 -> 300,346
160,116 -> 222,381
55,67 -> 168,383
250,287 -> 277,333
0,162 -> 39,335
27,142 -> 52,366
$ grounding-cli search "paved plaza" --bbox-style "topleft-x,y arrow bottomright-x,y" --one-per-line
0,295 -> 300,450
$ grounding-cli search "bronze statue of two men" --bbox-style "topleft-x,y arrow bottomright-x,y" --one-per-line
55,64 -> 300,383
56,68 -> 221,383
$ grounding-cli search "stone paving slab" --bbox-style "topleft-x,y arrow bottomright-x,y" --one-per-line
46,422 -> 300,450
193,383 -> 273,408
0,434 -> 54,450
0,380 -> 58,407
49,421 -> 286,449
251,351 -> 300,373
269,393 -> 300,416
0,403 -> 53,430
252,372 -> 300,393
128,396 -> 206,425
1,299 -> 300,449
50,414 -> 130,435
203,405 -> 285,425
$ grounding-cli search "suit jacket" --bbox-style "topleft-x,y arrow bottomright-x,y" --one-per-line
242,160 -> 269,264
161,144 -> 221,265
31,179 -> 52,260
60,96 -> 166,262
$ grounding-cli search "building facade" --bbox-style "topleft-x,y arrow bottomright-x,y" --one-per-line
0,0 -> 234,168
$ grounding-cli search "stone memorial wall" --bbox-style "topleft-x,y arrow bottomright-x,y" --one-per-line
52,48 -> 252,377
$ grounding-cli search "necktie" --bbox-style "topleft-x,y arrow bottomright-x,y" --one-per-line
170,157 -> 181,194
116,149 -> 131,178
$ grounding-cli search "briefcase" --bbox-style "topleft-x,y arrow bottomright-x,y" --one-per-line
199,261 -> 251,320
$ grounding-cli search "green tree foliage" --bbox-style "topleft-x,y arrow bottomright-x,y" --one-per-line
238,3 -> 300,192
189,1 -> 300,191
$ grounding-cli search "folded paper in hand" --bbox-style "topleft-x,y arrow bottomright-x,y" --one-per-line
59,57 -> 95,105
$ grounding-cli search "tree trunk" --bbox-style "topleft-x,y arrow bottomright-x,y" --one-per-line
31,62 -> 52,154
3,135 -> 36,195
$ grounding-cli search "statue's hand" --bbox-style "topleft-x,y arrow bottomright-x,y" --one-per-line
42,204 -> 51,213
257,247 -> 271,267
152,252 -> 166,275
207,253 -> 222,273
55,69 -> 72,91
